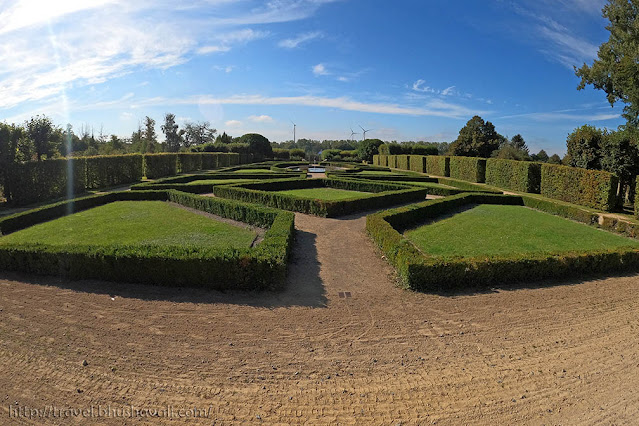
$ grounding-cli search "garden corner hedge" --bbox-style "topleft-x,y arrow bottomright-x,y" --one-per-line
212,177 -> 429,217
449,156 -> 486,183
366,192 -> 639,293
485,158 -> 541,193
540,163 -> 618,212
426,156 -> 450,177
0,190 -> 294,291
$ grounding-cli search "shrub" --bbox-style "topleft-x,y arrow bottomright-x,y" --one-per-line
212,178 -> 429,217
85,154 -> 144,189
177,153 -> 203,173
6,158 -> 87,206
367,193 -> 639,293
201,153 -> 220,170
485,158 -> 541,193
396,155 -> 410,171
0,190 -> 295,291
449,156 -> 487,183
409,155 -> 426,173
236,133 -> 273,157
426,156 -> 450,176
540,163 -> 618,211
273,148 -> 291,160
144,153 -> 178,179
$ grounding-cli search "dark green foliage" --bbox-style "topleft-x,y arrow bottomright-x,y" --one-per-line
212,178 -> 428,217
540,163 -> 618,211
600,129 -> 639,207
485,159 -> 541,193
436,177 -> 502,193
531,149 -> 550,162
201,153 -> 220,170
566,125 -> 604,169
357,139 -> 384,162
26,115 -> 59,161
6,158 -> 87,206
367,193 -> 639,292
237,133 -> 273,157
409,155 -> 426,173
426,156 -> 449,176
0,190 -> 294,291
144,153 -> 178,179
449,116 -> 504,158
449,156 -> 487,183
85,154 -> 144,189
177,153 -> 203,173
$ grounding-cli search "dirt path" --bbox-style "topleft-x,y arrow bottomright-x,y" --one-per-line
2,212 -> 639,424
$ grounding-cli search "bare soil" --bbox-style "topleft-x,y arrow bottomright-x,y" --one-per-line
2,210 -> 639,424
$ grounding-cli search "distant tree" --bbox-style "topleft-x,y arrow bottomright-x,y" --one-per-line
411,144 -> 439,155
575,0 -> 639,126
531,149 -> 549,162
492,145 -> 530,161
357,138 -> 384,162
449,116 -> 504,157
510,134 -> 529,153
548,154 -> 562,164
183,121 -> 216,147
600,128 -> 639,206
237,133 -> 273,157
25,115 -> 59,161
566,124 -> 604,169
215,131 -> 233,144
161,113 -> 182,152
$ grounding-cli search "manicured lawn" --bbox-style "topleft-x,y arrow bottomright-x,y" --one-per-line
276,188 -> 372,201
0,201 -> 257,249
187,179 -> 255,185
406,204 -> 639,258
388,181 -> 455,189
358,170 -> 396,175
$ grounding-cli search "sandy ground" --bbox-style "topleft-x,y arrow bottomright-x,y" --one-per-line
2,210 -> 639,424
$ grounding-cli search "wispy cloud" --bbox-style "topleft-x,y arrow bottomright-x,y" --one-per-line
278,31 -> 323,48
412,79 -> 436,93
249,114 -> 274,122
500,107 -> 619,122
312,63 -> 329,76
225,119 -> 242,127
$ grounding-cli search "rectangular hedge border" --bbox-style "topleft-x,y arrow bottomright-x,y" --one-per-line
409,155 -> 426,173
85,154 -> 144,189
540,163 -> 618,212
177,153 -> 203,173
426,156 -> 450,177
144,153 -> 178,179
485,159 -> 541,193
0,190 -> 294,291
449,156 -> 486,183
366,193 -> 639,293
397,155 -> 410,171
212,177 -> 429,217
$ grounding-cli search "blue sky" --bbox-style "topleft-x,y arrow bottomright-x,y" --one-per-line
0,0 -> 625,154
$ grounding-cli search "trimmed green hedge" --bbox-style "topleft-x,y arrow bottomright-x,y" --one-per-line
409,155 -> 426,173
0,190 -> 294,291
397,155 -> 410,171
177,153 -> 203,173
144,153 -> 178,179
449,156 -> 486,183
5,158 -> 87,206
212,177 -> 428,217
85,154 -> 144,189
372,155 -> 380,166
436,177 -> 501,194
540,163 -> 618,212
485,159 -> 541,193
367,193 -> 639,293
426,156 -> 449,177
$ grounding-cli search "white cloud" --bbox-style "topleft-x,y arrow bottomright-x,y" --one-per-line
225,120 -> 243,127
441,86 -> 458,96
312,63 -> 329,76
249,114 -> 274,122
278,31 -> 323,48
412,79 -> 436,93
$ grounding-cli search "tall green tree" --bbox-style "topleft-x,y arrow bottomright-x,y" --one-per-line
161,113 -> 182,152
357,138 -> 384,162
566,124 -> 604,169
600,128 -> 639,206
510,134 -> 529,153
183,121 -> 216,147
575,0 -> 639,126
237,133 -> 273,157
449,116 -> 504,157
25,115 -> 59,161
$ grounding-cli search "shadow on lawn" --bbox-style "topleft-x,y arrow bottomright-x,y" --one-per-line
0,230 -> 328,309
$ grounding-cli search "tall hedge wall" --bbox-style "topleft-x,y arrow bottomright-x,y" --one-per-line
201,153 -> 219,170
372,155 -> 380,166
485,159 -> 541,193
85,154 -> 144,189
6,158 -> 87,206
177,153 -> 203,173
540,163 -> 618,211
426,156 -> 449,177
396,155 -> 410,171
409,155 -> 426,173
449,156 -> 486,183
144,154 -> 178,179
